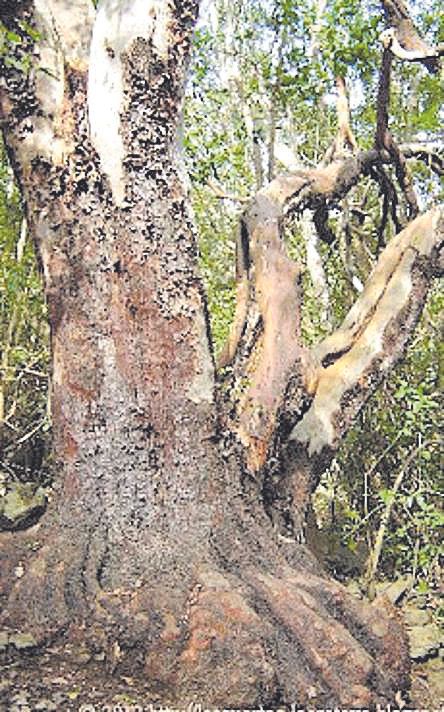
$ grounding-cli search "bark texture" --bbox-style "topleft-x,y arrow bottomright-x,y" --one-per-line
0,0 -> 442,706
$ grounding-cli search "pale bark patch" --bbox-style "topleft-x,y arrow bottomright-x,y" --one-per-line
187,310 -> 215,405
314,210 -> 441,364
291,208 -> 442,456
42,0 -> 95,70
88,0 -> 173,205
292,255 -> 415,456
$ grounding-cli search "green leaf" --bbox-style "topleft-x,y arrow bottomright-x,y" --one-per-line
378,488 -> 395,505
6,31 -> 21,44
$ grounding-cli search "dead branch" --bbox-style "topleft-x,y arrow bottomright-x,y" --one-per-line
399,142 -> 444,176
236,192 -> 306,471
218,132 -> 442,392
219,147 -> 415,386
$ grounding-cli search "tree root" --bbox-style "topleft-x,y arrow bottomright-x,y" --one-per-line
0,526 -> 410,707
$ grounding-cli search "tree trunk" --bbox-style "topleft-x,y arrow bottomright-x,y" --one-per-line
2,0 -> 441,706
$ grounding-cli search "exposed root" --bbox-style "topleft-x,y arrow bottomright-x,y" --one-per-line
0,518 -> 410,707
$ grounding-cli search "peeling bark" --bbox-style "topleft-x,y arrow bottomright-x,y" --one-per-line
219,147 -> 433,462
88,0 -> 177,205
281,208 -> 442,526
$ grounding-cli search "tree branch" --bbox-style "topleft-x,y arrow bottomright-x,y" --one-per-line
0,0 -> 95,172
381,27 -> 444,68
221,150 -> 392,469
324,77 -> 357,164
375,44 -> 418,220
221,128 -> 443,473
380,0 -> 441,74
290,207 -> 443,458
250,204 -> 441,537
399,142 -> 444,177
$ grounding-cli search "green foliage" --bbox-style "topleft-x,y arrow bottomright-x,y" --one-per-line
320,286 -> 442,585
193,189 -> 238,352
0,143 -> 50,485
0,18 -> 39,74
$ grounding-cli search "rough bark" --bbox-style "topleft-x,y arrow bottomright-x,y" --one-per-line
1,0 -> 441,706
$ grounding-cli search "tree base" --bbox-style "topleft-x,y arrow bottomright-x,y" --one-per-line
0,522 -> 409,708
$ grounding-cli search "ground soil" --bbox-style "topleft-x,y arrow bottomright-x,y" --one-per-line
0,646 -> 442,712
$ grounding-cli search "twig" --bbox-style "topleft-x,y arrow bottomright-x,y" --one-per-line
207,178 -> 250,204
15,418 -> 47,445
363,439 -> 430,594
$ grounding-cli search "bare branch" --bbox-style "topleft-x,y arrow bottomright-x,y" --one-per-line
324,77 -> 358,164
375,48 -> 393,152
220,148 -> 399,378
375,47 -> 418,220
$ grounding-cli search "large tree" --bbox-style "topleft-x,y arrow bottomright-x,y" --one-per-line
0,0 -> 442,706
